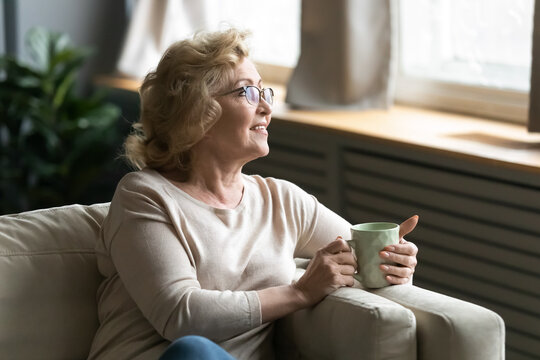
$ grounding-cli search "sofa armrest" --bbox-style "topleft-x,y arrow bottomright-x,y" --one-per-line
274,267 -> 416,360
372,285 -> 505,360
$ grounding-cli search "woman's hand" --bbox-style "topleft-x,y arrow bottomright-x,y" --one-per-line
379,215 -> 419,285
292,238 -> 357,307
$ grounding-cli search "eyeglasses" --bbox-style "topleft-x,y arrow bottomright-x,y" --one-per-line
221,86 -> 274,106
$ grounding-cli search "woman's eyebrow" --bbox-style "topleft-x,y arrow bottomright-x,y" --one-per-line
235,78 -> 263,87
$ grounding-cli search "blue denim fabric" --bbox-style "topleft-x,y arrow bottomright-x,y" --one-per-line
159,335 -> 235,360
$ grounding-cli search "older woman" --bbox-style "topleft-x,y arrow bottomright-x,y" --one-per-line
88,28 -> 418,360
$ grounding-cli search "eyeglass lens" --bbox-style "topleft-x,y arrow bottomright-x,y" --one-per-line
245,86 -> 273,106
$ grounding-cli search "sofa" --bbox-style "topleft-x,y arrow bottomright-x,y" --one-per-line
0,203 -> 505,359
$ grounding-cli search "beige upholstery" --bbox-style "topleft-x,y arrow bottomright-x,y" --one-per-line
0,204 -> 108,359
275,285 -> 417,359
0,203 -> 505,360
373,285 -> 505,360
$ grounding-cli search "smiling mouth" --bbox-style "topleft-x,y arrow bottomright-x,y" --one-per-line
250,125 -> 266,131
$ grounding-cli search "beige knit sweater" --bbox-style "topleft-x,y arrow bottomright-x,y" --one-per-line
88,168 -> 351,360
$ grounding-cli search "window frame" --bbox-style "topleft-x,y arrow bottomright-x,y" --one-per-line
259,61 -> 530,126
393,73 -> 529,124
394,1 -> 531,125
256,62 -> 292,87
256,2 -> 531,125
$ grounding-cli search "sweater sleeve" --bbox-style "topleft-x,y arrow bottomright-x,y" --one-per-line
104,179 -> 262,342
280,181 -> 352,258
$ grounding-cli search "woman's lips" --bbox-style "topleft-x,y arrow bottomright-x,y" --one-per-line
250,125 -> 268,135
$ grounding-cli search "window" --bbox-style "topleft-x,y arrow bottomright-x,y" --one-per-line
396,0 -> 535,123
199,0 -> 300,68
118,0 -> 300,82
253,0 -> 533,124
208,0 -> 300,84
122,1 -> 533,123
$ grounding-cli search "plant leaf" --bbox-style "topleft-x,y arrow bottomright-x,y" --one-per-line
0,56 -> 41,82
25,27 -> 52,72
1,27 -> 124,213
52,69 -> 76,110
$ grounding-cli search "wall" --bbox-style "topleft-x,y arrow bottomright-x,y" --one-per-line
4,0 -> 127,93
0,4 -> 5,54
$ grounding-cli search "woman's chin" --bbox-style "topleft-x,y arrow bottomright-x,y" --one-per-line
251,145 -> 270,160
260,143 -> 270,156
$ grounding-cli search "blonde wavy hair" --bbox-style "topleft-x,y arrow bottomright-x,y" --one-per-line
124,28 -> 250,178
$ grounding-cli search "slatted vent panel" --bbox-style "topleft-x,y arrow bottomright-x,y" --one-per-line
343,148 -> 540,360
244,136 -> 330,206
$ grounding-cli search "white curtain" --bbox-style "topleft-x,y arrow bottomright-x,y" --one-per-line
117,0 -> 215,77
116,0 -> 300,78
286,0 -> 397,110
117,0 -> 396,110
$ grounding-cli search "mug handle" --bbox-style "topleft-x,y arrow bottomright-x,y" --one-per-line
346,240 -> 362,282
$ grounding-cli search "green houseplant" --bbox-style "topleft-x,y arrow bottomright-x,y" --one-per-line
0,27 -> 124,214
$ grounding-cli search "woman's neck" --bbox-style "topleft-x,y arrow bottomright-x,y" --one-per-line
164,157 -> 245,209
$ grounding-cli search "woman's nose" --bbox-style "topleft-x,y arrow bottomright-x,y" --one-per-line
257,98 -> 273,115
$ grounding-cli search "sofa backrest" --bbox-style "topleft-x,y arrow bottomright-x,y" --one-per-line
0,203 -> 109,360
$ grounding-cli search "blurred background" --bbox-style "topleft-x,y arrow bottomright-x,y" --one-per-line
2,2 -> 540,357
0,0 -> 129,214
2,0 -> 535,215
0,0 -> 303,214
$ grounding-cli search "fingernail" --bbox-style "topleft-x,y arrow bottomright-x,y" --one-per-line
381,251 -> 390,258
381,265 -> 389,271
387,246 -> 395,251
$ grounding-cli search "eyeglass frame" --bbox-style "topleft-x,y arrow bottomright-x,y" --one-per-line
219,85 -> 274,106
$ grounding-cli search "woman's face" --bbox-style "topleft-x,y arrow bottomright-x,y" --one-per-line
197,57 -> 272,166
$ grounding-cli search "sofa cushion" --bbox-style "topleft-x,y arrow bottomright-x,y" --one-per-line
0,203 -> 109,360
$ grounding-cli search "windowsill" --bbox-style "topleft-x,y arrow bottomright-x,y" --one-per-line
95,75 -> 540,174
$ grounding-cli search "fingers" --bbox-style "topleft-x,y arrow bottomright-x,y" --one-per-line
313,251 -> 357,278
322,237 -> 351,254
317,237 -> 357,282
380,263 -> 414,279
399,215 -> 419,238
339,264 -> 356,276
296,236 -> 361,305
332,251 -> 357,267
383,242 -> 418,256
380,238 -> 418,285
380,249 -> 418,268
384,274 -> 412,285
344,274 -> 355,287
